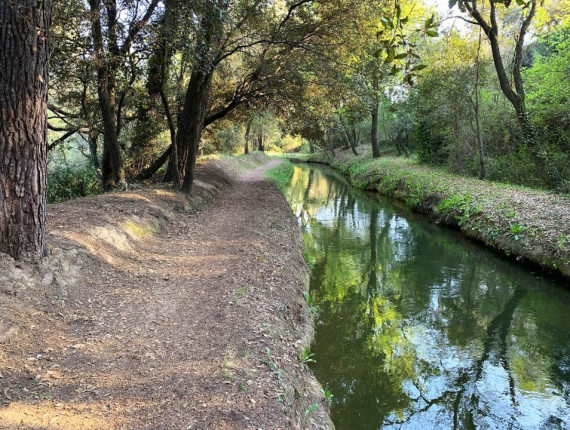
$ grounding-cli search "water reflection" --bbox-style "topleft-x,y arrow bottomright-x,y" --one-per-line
285,165 -> 570,430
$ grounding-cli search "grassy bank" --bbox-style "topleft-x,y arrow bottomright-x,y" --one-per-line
265,159 -> 294,192
308,147 -> 570,278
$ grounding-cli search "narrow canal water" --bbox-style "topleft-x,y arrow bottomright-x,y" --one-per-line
284,164 -> 570,430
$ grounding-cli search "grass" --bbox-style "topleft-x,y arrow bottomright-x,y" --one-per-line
265,160 -> 294,193
307,146 -> 570,278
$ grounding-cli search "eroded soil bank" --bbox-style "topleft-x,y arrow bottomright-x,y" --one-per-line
0,155 -> 333,429
306,147 -> 570,279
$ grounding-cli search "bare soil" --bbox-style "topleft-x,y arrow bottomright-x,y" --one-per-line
0,158 -> 333,429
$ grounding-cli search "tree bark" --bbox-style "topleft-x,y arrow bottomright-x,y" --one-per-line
135,145 -> 172,181
244,121 -> 251,154
370,99 -> 381,158
178,70 -> 212,193
474,29 -> 486,180
131,0 -> 179,174
340,118 -> 359,156
464,0 -> 561,188
258,132 -> 265,152
0,0 -> 51,260
89,0 -> 124,189
88,129 -> 101,170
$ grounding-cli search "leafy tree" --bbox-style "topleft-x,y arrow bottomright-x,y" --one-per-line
88,0 -> 160,189
452,0 -> 564,188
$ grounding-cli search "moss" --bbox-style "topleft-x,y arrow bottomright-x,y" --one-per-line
121,220 -> 159,239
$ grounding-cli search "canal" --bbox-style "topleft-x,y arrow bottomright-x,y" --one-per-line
284,164 -> 570,429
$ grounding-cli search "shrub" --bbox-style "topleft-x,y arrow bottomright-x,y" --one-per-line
48,163 -> 102,203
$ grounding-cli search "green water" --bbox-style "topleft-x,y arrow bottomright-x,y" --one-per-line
284,164 -> 570,430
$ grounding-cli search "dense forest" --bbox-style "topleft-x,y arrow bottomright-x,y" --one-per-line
1,0 -> 570,258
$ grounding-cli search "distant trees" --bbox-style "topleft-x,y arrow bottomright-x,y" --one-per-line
39,0 -> 570,197
0,0 -> 52,260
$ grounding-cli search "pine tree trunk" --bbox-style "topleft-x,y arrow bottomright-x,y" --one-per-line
0,0 -> 51,260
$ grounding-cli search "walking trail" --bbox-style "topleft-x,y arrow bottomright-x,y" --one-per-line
0,158 -> 332,429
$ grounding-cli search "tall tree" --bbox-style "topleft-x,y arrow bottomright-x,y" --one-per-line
454,0 -> 563,188
0,0 -> 52,260
130,0 -> 181,174
167,0 -> 353,193
88,0 -> 159,189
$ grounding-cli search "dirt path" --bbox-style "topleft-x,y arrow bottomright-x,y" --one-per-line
0,158 -> 332,429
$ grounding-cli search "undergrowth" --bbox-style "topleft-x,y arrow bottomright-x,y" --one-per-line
48,164 -> 102,203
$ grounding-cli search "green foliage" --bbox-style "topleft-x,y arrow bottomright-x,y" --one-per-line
485,150 -> 544,188
414,119 -> 448,166
303,291 -> 319,316
299,346 -> 316,371
47,163 -> 102,203
321,389 -> 334,406
303,250 -> 316,269
437,194 -> 481,226
265,160 -> 294,193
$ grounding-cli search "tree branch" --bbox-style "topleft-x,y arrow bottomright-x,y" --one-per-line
47,128 -> 80,151
120,0 -> 160,54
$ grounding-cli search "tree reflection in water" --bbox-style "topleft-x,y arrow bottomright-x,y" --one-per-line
285,165 -> 570,430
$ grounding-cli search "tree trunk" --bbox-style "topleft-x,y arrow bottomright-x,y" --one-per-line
343,125 -> 359,156
244,121 -> 251,154
131,0 -> 178,175
88,129 -> 101,170
0,0 -> 51,260
370,99 -> 381,158
465,0 -> 561,188
258,132 -> 265,152
395,132 -> 410,158
89,0 -> 124,189
177,70 -> 212,193
135,145 -> 172,181
474,29 -> 486,180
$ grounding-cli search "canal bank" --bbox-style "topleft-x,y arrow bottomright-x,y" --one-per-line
304,148 -> 570,279
283,163 -> 570,429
